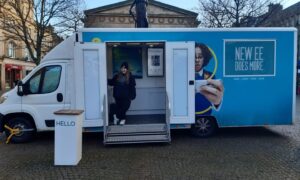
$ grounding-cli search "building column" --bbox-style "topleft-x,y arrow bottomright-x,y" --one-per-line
1,63 -> 5,91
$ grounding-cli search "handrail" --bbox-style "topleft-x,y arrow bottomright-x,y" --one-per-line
102,95 -> 107,143
166,91 -> 171,142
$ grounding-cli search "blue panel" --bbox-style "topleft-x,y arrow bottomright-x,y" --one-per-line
82,30 -> 295,127
225,40 -> 275,76
173,49 -> 188,116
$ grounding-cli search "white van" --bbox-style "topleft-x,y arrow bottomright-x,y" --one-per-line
0,28 -> 296,144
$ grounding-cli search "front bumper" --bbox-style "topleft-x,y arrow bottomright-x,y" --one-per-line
0,113 -> 4,132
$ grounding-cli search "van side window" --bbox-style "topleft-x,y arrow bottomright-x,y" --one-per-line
42,66 -> 61,93
29,70 -> 42,93
27,65 -> 62,94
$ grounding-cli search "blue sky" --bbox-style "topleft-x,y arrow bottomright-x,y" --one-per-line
84,0 -> 299,11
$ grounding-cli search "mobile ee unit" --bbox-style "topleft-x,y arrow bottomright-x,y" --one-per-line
0,28 -> 297,144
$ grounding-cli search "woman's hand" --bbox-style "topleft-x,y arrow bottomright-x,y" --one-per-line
199,79 -> 224,106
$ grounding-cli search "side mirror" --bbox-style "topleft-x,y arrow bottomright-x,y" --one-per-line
17,81 -> 24,96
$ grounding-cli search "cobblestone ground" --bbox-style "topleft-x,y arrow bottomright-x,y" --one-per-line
0,97 -> 300,180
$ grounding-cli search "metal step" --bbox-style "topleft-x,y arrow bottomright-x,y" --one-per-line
105,134 -> 170,144
104,123 -> 171,144
107,123 -> 167,136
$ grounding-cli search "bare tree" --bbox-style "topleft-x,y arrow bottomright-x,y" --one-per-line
0,0 -> 80,65
56,0 -> 86,37
196,0 -> 280,27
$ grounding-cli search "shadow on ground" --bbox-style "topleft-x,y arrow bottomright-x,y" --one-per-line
0,126 -> 285,146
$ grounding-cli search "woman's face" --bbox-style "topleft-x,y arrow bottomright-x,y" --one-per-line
121,66 -> 128,74
195,47 -> 204,72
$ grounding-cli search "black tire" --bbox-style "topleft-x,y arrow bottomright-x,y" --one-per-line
191,116 -> 218,137
4,117 -> 36,143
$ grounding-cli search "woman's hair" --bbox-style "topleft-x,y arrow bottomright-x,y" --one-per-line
195,43 -> 212,67
117,63 -> 130,84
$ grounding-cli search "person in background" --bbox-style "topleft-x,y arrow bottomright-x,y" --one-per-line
108,62 -> 136,125
195,43 -> 224,116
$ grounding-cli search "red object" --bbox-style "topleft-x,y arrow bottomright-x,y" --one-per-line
5,64 -> 23,70
15,73 -> 20,79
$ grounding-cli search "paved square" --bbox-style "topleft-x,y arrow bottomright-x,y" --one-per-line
0,97 -> 299,179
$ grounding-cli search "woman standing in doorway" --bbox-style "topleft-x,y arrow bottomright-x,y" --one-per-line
108,62 -> 136,125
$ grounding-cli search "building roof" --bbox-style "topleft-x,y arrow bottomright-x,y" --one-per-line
241,2 -> 300,27
84,0 -> 198,16
280,1 -> 300,18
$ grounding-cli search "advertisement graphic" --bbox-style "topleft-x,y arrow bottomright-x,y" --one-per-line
194,43 -> 223,116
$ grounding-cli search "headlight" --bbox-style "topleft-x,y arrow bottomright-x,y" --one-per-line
0,96 -> 8,104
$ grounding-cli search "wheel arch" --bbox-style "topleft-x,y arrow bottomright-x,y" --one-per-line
191,115 -> 219,137
3,113 -> 37,131
195,115 -> 219,128
208,115 -> 219,128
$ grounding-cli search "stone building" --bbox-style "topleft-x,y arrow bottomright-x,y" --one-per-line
83,0 -> 199,28
0,2 -> 36,91
0,2 -> 62,91
245,3 -> 300,63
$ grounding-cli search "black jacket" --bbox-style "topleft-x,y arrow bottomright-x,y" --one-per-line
108,73 -> 136,100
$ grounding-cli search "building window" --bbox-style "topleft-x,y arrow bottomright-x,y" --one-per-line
8,42 -> 15,58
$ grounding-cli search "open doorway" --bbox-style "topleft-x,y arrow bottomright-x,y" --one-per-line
106,42 -> 166,125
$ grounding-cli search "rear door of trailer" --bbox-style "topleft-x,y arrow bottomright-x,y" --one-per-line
74,43 -> 108,128
166,42 -> 195,125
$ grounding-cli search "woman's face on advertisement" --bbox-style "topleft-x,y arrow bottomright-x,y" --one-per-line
121,66 -> 128,74
195,47 -> 204,72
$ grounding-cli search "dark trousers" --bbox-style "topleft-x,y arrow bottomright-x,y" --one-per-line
110,98 -> 131,121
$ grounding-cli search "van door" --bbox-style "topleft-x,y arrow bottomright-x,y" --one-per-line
74,43 -> 107,127
166,42 -> 195,124
21,63 -> 66,130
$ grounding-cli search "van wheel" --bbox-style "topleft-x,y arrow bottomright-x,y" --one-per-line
5,117 -> 36,143
191,117 -> 217,137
